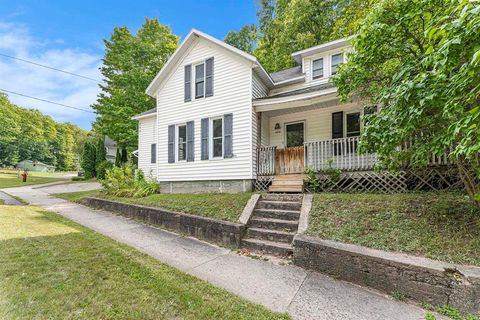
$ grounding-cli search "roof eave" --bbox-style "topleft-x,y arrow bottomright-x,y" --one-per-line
132,112 -> 157,121
291,38 -> 349,64
253,87 -> 337,107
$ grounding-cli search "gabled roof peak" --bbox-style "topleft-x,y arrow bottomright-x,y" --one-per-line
146,29 -> 274,97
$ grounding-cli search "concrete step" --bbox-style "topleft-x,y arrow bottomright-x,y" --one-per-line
253,208 -> 300,221
261,194 -> 303,202
246,227 -> 295,243
257,200 -> 302,211
250,217 -> 298,232
269,185 -> 304,193
242,238 -> 293,257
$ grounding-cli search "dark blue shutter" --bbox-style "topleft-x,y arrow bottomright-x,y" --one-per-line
224,113 -> 233,158
151,144 -> 156,163
168,125 -> 175,163
201,118 -> 209,160
184,65 -> 191,102
205,57 -> 214,97
332,111 -> 344,139
332,112 -> 343,156
186,121 -> 194,162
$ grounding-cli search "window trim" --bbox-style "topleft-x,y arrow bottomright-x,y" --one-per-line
194,62 -> 206,99
345,111 -> 361,137
210,116 -> 224,159
284,120 -> 306,148
176,123 -> 187,162
312,57 -> 324,80
330,52 -> 344,76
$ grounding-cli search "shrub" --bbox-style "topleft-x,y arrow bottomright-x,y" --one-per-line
96,160 -> 112,180
102,164 -> 159,198
81,139 -> 97,179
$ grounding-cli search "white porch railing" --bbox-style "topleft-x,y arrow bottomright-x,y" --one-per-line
304,136 -> 377,171
257,146 -> 276,175
257,136 -> 454,176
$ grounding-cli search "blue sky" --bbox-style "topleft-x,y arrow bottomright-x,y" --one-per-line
0,1 -> 258,129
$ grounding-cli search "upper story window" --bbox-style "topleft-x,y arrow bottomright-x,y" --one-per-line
195,63 -> 205,98
185,57 -> 214,102
331,53 -> 343,75
312,58 -> 324,80
178,124 -> 187,161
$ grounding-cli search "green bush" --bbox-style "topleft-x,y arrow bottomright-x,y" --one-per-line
71,176 -> 86,182
102,164 -> 159,198
81,139 -> 97,179
96,160 -> 112,180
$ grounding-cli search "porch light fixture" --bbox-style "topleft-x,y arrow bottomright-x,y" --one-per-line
274,123 -> 281,130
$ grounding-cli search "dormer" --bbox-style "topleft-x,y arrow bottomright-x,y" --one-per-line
291,38 -> 350,84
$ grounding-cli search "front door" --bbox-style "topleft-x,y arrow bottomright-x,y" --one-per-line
275,122 -> 305,174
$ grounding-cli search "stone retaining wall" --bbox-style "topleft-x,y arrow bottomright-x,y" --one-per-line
82,197 -> 245,247
293,234 -> 480,314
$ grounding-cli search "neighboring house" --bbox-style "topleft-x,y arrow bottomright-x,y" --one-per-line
104,136 -> 118,163
16,160 -> 55,172
133,29 -> 451,194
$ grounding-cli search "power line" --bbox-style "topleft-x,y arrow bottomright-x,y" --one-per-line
0,88 -> 95,113
0,52 -> 102,83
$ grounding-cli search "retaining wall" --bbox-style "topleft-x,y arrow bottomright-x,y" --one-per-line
293,234 -> 480,314
83,197 -> 245,247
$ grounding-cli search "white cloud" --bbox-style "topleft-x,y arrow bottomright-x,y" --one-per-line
0,22 -> 101,129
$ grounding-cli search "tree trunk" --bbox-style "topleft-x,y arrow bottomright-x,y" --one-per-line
457,156 -> 480,207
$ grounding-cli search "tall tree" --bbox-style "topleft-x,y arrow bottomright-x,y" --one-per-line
224,24 -> 258,54
333,0 -> 480,204
331,0 -> 379,38
0,94 -> 87,170
254,0 -> 350,72
93,18 -> 178,154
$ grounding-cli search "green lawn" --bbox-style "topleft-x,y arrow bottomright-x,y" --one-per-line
55,190 -> 252,223
307,192 -> 480,266
0,205 -> 289,319
0,172 -> 64,188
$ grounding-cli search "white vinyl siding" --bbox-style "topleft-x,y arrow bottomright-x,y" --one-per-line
252,71 -> 268,99
138,115 -> 157,180
156,38 -> 253,182
266,102 -> 361,148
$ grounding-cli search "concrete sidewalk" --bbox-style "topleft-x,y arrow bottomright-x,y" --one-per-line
2,184 -> 430,320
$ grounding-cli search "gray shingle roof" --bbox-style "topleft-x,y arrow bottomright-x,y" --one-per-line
254,83 -> 335,101
269,66 -> 303,82
133,107 -> 157,118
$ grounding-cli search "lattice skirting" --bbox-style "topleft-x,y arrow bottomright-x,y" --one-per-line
256,166 -> 463,193
254,175 -> 274,192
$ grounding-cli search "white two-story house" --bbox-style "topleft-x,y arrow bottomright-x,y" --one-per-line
133,29 -> 375,193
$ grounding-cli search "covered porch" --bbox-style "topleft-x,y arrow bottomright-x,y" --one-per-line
254,88 -> 375,176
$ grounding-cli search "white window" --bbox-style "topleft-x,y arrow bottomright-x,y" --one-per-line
331,53 -> 343,75
211,117 -> 223,158
312,58 -> 324,80
177,124 -> 187,161
346,112 -> 361,137
195,63 -> 205,98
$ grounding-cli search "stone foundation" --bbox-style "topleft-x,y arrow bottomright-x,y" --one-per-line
293,235 -> 480,314
160,179 -> 253,194
82,197 -> 245,247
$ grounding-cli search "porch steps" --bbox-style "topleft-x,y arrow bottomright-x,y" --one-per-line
268,174 -> 304,193
241,194 -> 303,257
